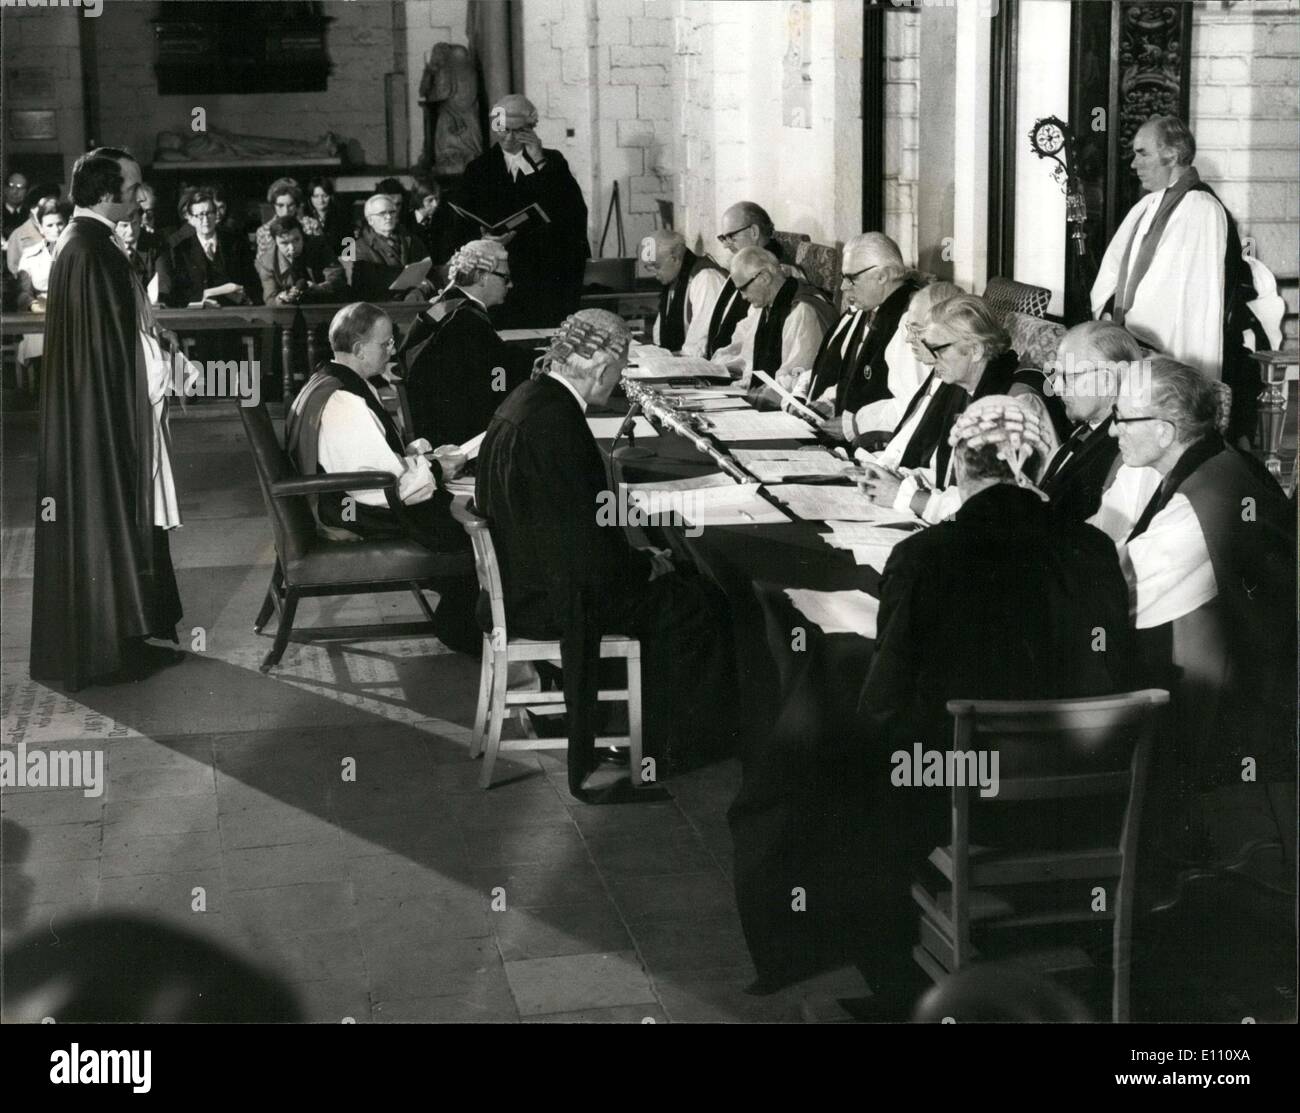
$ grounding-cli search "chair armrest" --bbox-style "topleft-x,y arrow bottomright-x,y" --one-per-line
270,472 -> 398,498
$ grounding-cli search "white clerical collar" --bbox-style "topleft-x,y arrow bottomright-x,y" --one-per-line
73,206 -> 116,231
548,371 -> 588,413
503,148 -> 535,181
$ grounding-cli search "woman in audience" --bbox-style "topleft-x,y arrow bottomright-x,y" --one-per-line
410,178 -> 456,266
307,176 -> 350,257
255,177 -> 321,253
14,197 -> 71,389
857,293 -> 1062,523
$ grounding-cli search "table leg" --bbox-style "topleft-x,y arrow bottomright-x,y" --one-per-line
281,322 -> 294,403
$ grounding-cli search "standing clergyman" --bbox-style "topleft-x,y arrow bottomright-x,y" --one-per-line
30,147 -> 185,690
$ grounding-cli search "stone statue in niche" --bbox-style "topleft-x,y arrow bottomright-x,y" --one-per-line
419,42 -> 483,177
154,126 -> 343,163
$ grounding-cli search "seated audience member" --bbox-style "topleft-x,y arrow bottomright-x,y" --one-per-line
135,181 -> 161,235
114,211 -> 161,295
375,176 -> 411,224
714,246 -> 836,381
793,232 -> 926,429
859,293 -> 1061,522
6,181 -> 61,277
255,215 -> 347,305
307,176 -> 351,258
14,197 -> 70,383
704,200 -> 804,358
644,228 -> 727,357
349,194 -> 430,302
855,396 -> 1135,1012
399,239 -> 533,446
1098,357 -> 1295,792
1039,321 -> 1146,522
286,302 -> 479,653
255,177 -> 322,253
3,170 -> 29,241
475,310 -> 735,801
411,178 -> 457,266
159,187 -> 258,307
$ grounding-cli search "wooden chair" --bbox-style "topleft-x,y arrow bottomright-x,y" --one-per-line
771,229 -> 811,268
911,689 -> 1169,1022
983,276 -> 1051,323
455,502 -> 644,790
795,241 -> 842,305
239,401 -> 474,672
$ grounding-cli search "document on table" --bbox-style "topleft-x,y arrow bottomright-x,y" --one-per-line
768,484 -> 917,524
624,355 -> 733,381
819,521 -> 918,550
732,447 -> 855,483
699,410 -> 817,441
586,415 -> 657,439
625,478 -> 788,526
784,589 -> 880,638
661,386 -> 751,398
499,327 -> 556,343
750,369 -> 823,424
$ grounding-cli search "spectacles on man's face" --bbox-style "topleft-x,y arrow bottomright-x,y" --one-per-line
371,208 -> 399,219
920,337 -> 957,360
191,208 -> 218,222
734,270 -> 767,293
1111,405 -> 1170,428
841,264 -> 877,284
367,334 -> 397,353
490,270 -> 512,284
717,222 -> 755,246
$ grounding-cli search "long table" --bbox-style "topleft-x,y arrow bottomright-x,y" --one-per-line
593,386 -> 910,985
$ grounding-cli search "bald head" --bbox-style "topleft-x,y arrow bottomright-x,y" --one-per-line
730,246 -> 783,308
719,201 -> 773,256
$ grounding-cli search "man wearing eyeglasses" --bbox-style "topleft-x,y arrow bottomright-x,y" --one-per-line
3,170 -> 30,242
400,239 -> 535,447
643,229 -> 727,358
349,193 -> 431,303
711,247 -> 834,384
1097,356 -> 1295,841
703,201 -> 801,359
287,302 -> 480,654
450,94 -> 590,327
159,187 -> 257,307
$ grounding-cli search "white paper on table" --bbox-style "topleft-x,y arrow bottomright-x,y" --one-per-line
672,397 -> 752,412
586,415 -> 657,439
732,448 -> 838,462
499,327 -> 556,343
458,431 -> 486,459
769,484 -> 917,524
784,588 -> 880,638
698,410 -> 817,441
626,480 -> 788,526
661,386 -> 751,398
750,369 -> 823,423
848,544 -> 901,571
622,473 -> 736,494
820,522 -> 917,549
630,343 -> 674,362
738,456 -> 856,483
625,355 -> 733,381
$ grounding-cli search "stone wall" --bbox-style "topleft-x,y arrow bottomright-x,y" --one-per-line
883,9 -> 920,266
1,4 -> 87,183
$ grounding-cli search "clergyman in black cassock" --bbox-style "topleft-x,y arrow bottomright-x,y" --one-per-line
398,241 -> 534,447
450,95 -> 590,328
31,149 -> 183,691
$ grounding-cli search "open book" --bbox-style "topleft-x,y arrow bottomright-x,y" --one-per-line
186,281 -> 242,308
448,201 -> 551,237
389,258 -> 432,292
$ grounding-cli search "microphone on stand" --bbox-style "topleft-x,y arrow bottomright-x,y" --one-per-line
611,400 -> 654,462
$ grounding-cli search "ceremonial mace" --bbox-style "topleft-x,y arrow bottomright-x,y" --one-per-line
622,379 -> 751,483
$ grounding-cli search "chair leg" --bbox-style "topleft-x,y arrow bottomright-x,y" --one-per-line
478,651 -> 509,789
470,639 -> 492,759
260,589 -> 300,673
626,646 -> 644,786
1113,888 -> 1132,1023
253,562 -> 283,633
409,583 -> 438,624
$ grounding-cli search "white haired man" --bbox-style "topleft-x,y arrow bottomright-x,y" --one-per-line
399,239 -> 534,446
713,246 -> 835,383
450,93 -> 589,326
476,310 -> 734,802
350,194 -> 429,302
286,302 -> 479,653
643,228 -> 727,357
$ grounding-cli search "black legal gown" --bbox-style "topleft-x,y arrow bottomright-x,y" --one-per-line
451,146 -> 590,327
30,216 -> 182,690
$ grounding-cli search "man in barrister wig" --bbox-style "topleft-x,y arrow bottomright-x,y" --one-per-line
642,228 -> 726,358
475,310 -> 735,803
787,232 -> 926,436
30,148 -> 186,690
1091,115 -> 1269,443
398,239 -> 534,448
1095,357 -> 1295,874
450,94 -> 590,328
285,303 -> 480,654
713,246 -> 835,382
837,397 -> 1135,1013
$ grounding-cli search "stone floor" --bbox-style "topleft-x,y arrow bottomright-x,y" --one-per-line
0,407 -> 866,1022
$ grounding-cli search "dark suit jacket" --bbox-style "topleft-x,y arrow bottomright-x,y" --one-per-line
350,226 -> 429,302
860,483 -> 1135,753
1040,416 -> 1122,522
806,281 -> 920,414
399,289 -> 534,447
160,226 -> 259,307
255,237 -> 347,304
